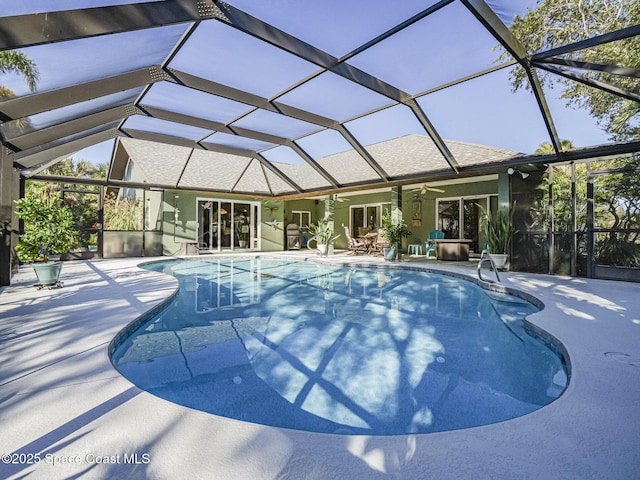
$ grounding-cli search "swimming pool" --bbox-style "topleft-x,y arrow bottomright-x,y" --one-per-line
111,257 -> 567,435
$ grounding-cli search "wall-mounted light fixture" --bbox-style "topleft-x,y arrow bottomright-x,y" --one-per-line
173,194 -> 180,221
173,194 -> 180,241
507,167 -> 529,179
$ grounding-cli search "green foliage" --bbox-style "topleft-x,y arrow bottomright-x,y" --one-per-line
0,50 -> 39,95
381,212 -> 412,245
15,196 -> 78,262
597,235 -> 640,267
103,193 -> 143,231
592,155 -> 640,267
533,140 -> 576,155
24,159 -> 108,248
526,147 -> 640,268
504,0 -> 640,141
307,218 -> 339,244
529,163 -> 589,233
45,158 -> 107,179
480,203 -> 517,254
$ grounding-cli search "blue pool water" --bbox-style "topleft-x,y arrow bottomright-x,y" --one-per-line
111,257 -> 567,435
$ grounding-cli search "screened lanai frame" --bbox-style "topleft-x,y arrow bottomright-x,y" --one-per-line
0,0 -> 639,198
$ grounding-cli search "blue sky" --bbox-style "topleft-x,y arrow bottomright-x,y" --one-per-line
1,0 -> 612,166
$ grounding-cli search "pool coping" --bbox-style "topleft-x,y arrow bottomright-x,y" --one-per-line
1,253 -> 639,479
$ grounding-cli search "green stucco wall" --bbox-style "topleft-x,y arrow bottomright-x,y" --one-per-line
159,179 -> 501,255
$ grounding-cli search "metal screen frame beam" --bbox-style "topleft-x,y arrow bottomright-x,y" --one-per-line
534,58 -> 640,79
461,0 -> 528,61
211,1 -> 409,103
6,105 -> 139,151
334,125 -> 390,182
168,69 -> 337,128
288,142 -> 340,188
11,129 -> 118,169
254,153 -> 303,194
462,0 -> 563,157
406,100 -> 459,173
533,63 -> 640,104
531,24 -> 640,61
0,0 -> 202,51
121,128 -> 201,150
340,0 -> 455,62
140,105 -> 288,146
210,1 -> 460,173
0,68 -> 157,120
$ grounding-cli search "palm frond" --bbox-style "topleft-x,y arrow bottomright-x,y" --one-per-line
0,50 -> 40,92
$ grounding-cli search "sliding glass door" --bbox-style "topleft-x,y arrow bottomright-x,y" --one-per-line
350,204 -> 384,237
197,199 -> 259,251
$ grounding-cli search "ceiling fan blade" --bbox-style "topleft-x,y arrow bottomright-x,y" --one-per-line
425,186 -> 445,193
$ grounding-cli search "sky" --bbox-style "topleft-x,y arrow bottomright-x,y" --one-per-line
71,140 -> 116,167
0,0 -> 614,167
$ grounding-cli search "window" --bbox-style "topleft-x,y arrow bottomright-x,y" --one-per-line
437,196 -> 496,253
350,203 -> 386,237
291,210 -> 311,228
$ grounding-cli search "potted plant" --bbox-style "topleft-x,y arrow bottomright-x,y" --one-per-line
235,211 -> 250,248
306,219 -> 339,256
381,212 -> 412,261
88,232 -> 99,252
238,224 -> 250,248
480,202 -> 517,270
15,195 -> 78,289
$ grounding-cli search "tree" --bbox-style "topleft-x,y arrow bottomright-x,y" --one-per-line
505,0 -> 640,141
15,195 -> 78,263
528,140 -> 640,270
0,50 -> 39,98
534,140 -> 576,155
1,50 -> 40,139
24,159 -> 109,249
591,155 -> 640,266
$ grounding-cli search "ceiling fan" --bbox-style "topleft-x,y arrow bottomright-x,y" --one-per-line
332,194 -> 350,202
411,184 -> 445,195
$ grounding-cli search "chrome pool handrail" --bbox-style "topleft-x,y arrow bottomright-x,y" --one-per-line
477,255 -> 501,283
306,232 -> 329,257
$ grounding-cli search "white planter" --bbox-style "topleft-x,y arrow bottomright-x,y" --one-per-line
489,253 -> 508,270
317,244 -> 328,256
383,246 -> 397,261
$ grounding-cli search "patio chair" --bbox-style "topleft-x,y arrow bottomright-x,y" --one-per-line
286,224 -> 301,250
425,229 -> 445,258
344,226 -> 368,255
373,229 -> 391,255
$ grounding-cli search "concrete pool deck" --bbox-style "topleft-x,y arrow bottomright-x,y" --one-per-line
1,253 -> 639,479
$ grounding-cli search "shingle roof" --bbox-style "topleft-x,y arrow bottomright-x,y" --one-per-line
117,134 -> 519,195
